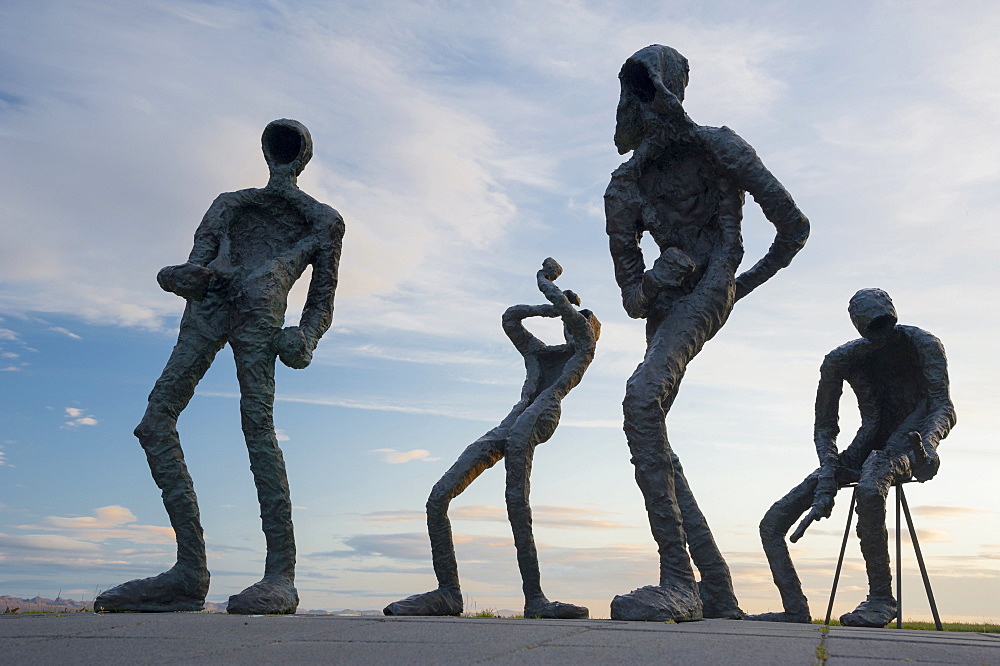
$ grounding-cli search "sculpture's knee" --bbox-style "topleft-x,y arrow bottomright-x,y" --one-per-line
623,380 -> 664,434
759,506 -> 785,545
758,501 -> 795,547
426,484 -> 451,517
134,405 -> 174,445
855,482 -> 886,513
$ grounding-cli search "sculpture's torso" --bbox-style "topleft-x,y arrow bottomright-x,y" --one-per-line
200,188 -> 331,324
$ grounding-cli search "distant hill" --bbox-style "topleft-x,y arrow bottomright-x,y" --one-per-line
0,595 -> 382,615
1,595 -> 92,613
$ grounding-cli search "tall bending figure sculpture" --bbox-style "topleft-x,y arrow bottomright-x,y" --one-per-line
95,119 -> 345,615
750,289 -> 955,627
606,45 -> 810,621
385,258 -> 599,619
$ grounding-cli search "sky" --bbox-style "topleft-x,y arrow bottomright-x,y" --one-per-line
0,0 -> 998,621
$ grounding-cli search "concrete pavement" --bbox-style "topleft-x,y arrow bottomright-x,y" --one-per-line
2,612 -> 999,664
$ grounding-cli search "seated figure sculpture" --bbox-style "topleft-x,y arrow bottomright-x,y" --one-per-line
384,258 -> 600,619
95,119 -> 345,615
605,44 -> 809,621
749,288 -> 955,627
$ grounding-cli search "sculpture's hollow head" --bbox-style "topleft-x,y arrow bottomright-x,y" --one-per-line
849,288 -> 898,342
565,309 -> 602,345
262,119 -> 313,177
615,44 -> 689,154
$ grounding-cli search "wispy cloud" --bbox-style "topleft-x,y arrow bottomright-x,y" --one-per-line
367,449 -> 440,464
48,326 -> 81,340
17,505 -> 174,545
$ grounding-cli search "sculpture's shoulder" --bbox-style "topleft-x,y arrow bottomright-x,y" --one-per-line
821,338 -> 868,375
290,191 -> 346,239
199,189 -> 256,225
898,325 -> 947,361
695,125 -> 760,172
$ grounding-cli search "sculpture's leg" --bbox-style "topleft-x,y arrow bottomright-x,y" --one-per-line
383,431 -> 506,616
840,449 -> 910,628
227,330 -> 300,615
746,472 -> 819,623
95,322 -> 225,612
668,449 -> 743,618
612,305 -> 722,622
504,402 -> 588,619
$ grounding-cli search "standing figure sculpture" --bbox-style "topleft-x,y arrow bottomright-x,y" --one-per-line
750,288 -> 955,627
95,119 -> 345,615
384,258 -> 600,619
606,45 -> 810,622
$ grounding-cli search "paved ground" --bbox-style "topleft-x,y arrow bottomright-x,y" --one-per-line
2,613 -> 998,664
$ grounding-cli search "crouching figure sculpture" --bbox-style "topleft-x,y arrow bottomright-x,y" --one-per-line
95,119 -> 345,615
749,289 -> 955,627
385,258 -> 600,619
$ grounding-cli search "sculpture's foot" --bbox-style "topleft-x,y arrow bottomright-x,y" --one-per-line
610,584 -> 703,622
696,579 -> 744,619
383,588 -> 463,616
226,578 -> 298,615
839,596 -> 897,628
745,611 -> 811,623
94,565 -> 209,613
524,597 -> 589,619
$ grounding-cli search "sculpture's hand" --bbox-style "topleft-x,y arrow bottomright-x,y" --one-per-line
812,485 -> 837,519
540,257 -> 563,281
157,262 -> 213,301
909,431 -> 940,482
644,247 -> 697,293
275,326 -> 313,369
789,473 -> 837,543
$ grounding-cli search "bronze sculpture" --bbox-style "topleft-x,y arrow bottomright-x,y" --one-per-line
749,288 -> 955,627
606,45 -> 810,621
95,119 -> 345,615
385,259 -> 599,619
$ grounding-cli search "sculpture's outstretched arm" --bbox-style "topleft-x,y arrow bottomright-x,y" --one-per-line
277,207 -> 345,370
605,162 -> 653,319
706,128 -> 809,301
813,352 -> 846,471
909,329 -> 957,480
156,194 -> 225,301
535,258 -> 596,352
502,304 -> 557,357
300,208 -> 345,348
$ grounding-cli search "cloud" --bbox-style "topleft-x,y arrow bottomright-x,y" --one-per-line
911,505 -> 990,520
0,446 -> 8,467
367,449 -> 440,464
202,391 -> 501,423
357,504 -> 633,530
275,429 -> 290,442
16,505 -> 175,545
63,406 -> 98,428
0,328 -> 19,341
48,326 -> 81,340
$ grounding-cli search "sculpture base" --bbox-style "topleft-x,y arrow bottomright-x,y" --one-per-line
610,584 -> 703,622
227,578 -> 298,615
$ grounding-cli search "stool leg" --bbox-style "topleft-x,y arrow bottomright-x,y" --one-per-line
896,484 -> 902,629
899,486 -> 943,631
825,487 -> 857,625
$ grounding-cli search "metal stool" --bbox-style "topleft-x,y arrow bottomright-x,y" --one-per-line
824,481 -> 943,630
